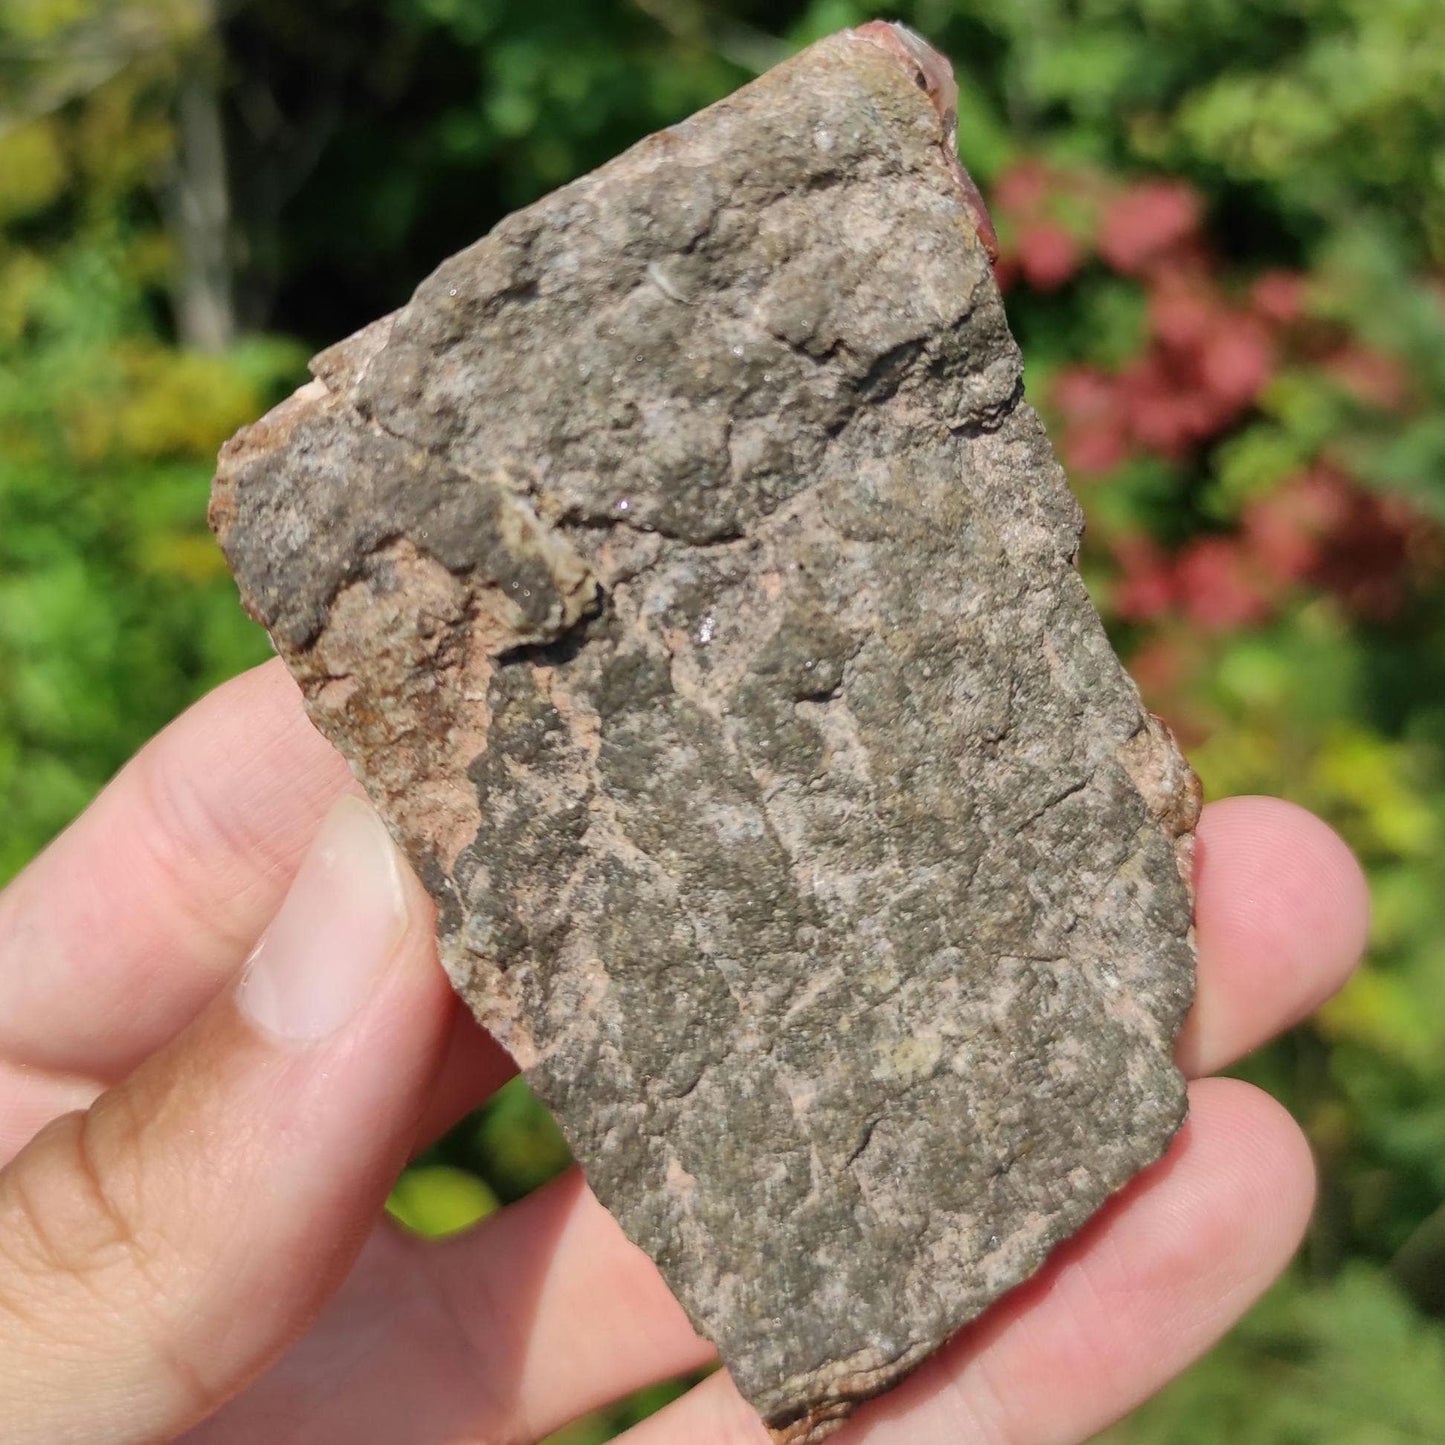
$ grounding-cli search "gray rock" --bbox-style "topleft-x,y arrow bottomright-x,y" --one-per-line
211,24 -> 1198,1442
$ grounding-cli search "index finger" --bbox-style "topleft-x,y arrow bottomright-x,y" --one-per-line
0,660 -> 352,1077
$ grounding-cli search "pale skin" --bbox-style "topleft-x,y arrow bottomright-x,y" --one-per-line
0,659 -> 1369,1444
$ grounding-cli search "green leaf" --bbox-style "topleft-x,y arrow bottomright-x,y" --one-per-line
386,1165 -> 499,1238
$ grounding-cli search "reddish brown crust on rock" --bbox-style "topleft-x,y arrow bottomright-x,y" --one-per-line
850,20 -> 1000,262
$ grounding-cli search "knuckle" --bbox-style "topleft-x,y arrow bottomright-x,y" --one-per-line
0,1106 -> 149,1291
0,1104 -> 223,1419
130,738 -> 268,952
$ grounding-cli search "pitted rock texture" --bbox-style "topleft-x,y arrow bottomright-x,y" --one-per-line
211,25 -> 1199,1442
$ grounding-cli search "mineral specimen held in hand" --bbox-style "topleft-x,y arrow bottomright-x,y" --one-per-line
211,22 -> 1199,1442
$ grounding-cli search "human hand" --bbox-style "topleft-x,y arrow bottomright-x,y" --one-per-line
0,660 -> 1368,1444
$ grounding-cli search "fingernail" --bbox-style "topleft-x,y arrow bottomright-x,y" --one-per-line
237,796 -> 409,1043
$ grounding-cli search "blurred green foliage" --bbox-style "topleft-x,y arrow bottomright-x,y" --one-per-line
3,0 -> 1444,1439
387,1163 -> 499,1238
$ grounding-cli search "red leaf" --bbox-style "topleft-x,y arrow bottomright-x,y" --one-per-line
1054,366 -> 1128,474
1149,278 -> 1220,355
1199,318 -> 1275,409
1174,536 -> 1272,631
1322,344 -> 1410,411
1053,365 -> 1117,423
1112,535 -> 1177,621
1250,270 -> 1307,328
1121,355 -> 1219,456
1129,400 -> 1194,458
993,158 -> 1052,218
1016,221 -> 1082,290
1063,422 -> 1129,476
1242,475 -> 1331,582
1304,475 -> 1431,618
1098,181 -> 1203,276
1129,633 -> 1195,696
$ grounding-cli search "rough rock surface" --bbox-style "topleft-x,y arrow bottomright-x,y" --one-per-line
211,24 -> 1199,1442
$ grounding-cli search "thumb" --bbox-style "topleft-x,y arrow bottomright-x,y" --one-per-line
0,795 -> 454,1445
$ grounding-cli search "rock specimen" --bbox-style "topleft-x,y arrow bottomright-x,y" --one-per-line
211,22 -> 1199,1442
